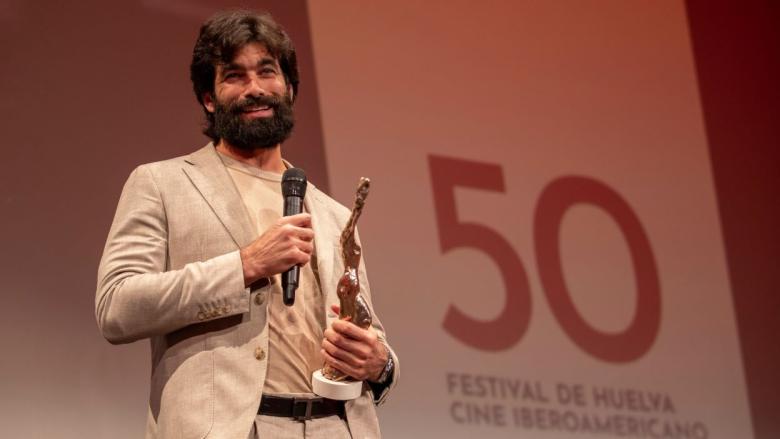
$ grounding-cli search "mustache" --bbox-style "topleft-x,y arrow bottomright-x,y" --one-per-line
229,95 -> 284,114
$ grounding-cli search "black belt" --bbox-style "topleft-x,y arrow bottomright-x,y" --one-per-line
258,395 -> 345,421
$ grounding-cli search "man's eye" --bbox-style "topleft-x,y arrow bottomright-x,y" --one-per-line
224,72 -> 239,79
260,68 -> 277,75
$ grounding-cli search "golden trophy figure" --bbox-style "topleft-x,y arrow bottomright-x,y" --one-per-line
312,177 -> 373,400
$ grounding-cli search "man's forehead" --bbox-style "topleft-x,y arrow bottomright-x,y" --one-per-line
219,42 -> 279,69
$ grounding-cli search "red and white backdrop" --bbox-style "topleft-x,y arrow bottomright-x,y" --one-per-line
1,1 -> 777,438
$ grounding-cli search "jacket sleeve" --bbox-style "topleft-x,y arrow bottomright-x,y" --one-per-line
355,230 -> 400,405
95,165 -> 250,344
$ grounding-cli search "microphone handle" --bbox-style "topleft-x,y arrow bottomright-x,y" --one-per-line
282,267 -> 299,306
282,195 -> 304,306
283,195 -> 304,217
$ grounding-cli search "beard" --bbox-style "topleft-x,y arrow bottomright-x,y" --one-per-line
211,93 -> 295,151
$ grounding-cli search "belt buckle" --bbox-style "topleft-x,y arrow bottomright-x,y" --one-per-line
292,397 -> 320,421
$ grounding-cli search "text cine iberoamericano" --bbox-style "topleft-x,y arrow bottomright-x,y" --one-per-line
446,372 -> 709,438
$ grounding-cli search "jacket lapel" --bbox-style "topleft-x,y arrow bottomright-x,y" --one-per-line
182,144 -> 256,248
305,188 -> 341,326
183,147 -> 341,321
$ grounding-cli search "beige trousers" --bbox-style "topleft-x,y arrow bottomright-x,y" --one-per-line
248,414 -> 353,439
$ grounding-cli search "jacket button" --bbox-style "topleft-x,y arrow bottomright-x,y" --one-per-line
255,293 -> 265,305
255,347 -> 266,360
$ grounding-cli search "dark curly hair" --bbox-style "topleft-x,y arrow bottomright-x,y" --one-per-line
190,10 -> 299,142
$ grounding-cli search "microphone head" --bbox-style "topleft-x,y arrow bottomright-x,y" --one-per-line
282,167 -> 307,198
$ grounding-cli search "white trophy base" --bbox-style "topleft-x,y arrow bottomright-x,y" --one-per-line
311,370 -> 362,401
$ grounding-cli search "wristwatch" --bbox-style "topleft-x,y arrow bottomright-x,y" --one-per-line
375,354 -> 394,384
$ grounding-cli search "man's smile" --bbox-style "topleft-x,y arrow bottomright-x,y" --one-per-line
242,105 -> 273,118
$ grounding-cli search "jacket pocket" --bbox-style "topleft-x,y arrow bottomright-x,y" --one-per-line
151,351 -> 214,439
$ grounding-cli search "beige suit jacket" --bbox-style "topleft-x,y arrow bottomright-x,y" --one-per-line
96,144 -> 399,439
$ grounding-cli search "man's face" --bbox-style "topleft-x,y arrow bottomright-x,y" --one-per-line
205,42 -> 294,150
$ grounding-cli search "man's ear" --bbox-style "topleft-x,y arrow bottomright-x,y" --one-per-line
287,83 -> 294,102
203,92 -> 216,113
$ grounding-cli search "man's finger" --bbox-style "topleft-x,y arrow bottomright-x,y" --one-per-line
296,239 -> 313,255
324,327 -> 370,357
294,254 -> 311,267
321,349 -> 363,381
297,227 -> 315,241
332,319 -> 375,343
322,339 -> 365,367
280,213 -> 312,227
282,224 -> 314,242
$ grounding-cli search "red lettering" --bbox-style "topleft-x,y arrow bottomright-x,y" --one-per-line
429,155 -> 531,351
534,176 -> 660,362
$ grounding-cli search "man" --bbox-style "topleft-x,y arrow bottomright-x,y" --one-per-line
96,10 -> 398,439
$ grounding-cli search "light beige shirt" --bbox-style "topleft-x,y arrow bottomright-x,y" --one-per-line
220,153 -> 326,394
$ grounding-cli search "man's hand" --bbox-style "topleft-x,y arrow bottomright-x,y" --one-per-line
240,213 -> 314,286
322,305 -> 389,382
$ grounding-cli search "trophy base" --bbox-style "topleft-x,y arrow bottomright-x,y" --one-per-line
311,370 -> 362,401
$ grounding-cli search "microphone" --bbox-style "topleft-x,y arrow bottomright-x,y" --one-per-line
281,167 -> 307,306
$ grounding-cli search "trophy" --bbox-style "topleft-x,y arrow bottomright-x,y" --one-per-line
312,177 -> 373,400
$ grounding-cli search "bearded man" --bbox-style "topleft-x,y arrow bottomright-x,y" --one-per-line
96,10 -> 398,439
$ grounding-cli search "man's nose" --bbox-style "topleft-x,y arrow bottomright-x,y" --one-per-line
245,74 -> 267,97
